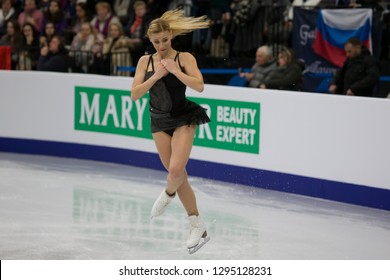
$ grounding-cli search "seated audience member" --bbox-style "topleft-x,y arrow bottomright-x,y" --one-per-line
19,22 -> 40,70
125,0 -> 150,64
18,0 -> 44,33
40,0 -> 68,36
37,35 -> 68,72
260,48 -> 304,91
240,45 -> 277,88
0,0 -> 17,38
39,21 -> 56,47
69,21 -> 104,73
90,1 -> 120,38
102,22 -> 132,76
0,19 -> 22,69
113,0 -> 132,26
65,2 -> 91,43
0,19 -> 21,45
329,37 -> 380,97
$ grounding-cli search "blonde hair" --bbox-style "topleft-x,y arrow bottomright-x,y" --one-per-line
279,48 -> 295,64
96,1 -> 112,13
133,0 -> 146,9
147,9 -> 209,38
108,22 -> 124,36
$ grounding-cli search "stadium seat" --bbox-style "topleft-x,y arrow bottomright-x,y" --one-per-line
227,75 -> 247,87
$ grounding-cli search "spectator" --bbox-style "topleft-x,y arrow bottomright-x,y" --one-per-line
113,0 -> 133,26
40,0 -> 68,36
19,22 -> 40,70
37,35 -> 68,72
0,19 -> 22,69
0,0 -> 17,39
69,2 -> 91,35
240,45 -> 277,88
69,21 -> 104,73
263,0 -> 290,48
260,47 -> 304,91
124,0 -> 150,64
39,21 -> 57,47
90,1 -> 120,38
329,37 -> 380,97
63,1 -> 91,45
39,0 -> 51,13
102,22 -> 132,76
18,0 -> 44,33
207,0 -> 233,58
230,0 -> 267,57
63,0 -> 76,22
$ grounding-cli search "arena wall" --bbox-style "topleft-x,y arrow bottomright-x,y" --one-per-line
1,71 -> 389,210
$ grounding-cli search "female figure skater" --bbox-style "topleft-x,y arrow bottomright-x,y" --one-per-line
130,9 -> 210,254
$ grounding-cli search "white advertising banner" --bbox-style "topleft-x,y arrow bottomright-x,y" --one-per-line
1,71 -> 390,194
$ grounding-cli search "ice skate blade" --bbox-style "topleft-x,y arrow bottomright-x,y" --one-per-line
188,236 -> 210,255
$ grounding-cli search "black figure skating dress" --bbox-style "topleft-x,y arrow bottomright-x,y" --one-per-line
144,52 -> 210,135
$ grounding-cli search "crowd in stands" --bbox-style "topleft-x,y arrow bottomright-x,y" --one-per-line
0,0 -> 389,96
241,39 -> 380,96
0,0 -> 156,74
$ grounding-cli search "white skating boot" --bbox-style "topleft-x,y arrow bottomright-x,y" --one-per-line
150,190 -> 175,219
187,215 -> 210,254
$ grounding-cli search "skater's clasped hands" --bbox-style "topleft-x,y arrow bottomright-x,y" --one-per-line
161,59 -> 178,75
154,62 -> 169,79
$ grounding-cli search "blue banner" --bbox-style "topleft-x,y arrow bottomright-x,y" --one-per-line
292,7 -> 337,93
292,7 -> 383,93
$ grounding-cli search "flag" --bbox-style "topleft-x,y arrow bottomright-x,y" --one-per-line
312,9 -> 372,67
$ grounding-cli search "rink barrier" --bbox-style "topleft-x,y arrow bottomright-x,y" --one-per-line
1,137 -> 389,211
118,66 -> 390,81
1,71 -> 390,211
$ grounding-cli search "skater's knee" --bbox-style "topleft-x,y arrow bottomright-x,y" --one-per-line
168,164 -> 185,181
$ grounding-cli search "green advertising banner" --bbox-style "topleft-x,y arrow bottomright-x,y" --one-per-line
74,86 -> 151,139
191,97 -> 260,154
75,86 -> 260,154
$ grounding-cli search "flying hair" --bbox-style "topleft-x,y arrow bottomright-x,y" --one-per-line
147,9 -> 210,38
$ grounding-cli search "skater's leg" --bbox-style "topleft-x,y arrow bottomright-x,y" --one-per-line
150,131 -> 174,218
176,172 -> 199,216
151,126 -> 197,217
153,127 -> 195,193
152,130 -> 172,193
152,128 -> 209,251
165,125 -> 196,194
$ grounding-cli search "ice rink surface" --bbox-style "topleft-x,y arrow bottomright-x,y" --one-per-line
0,152 -> 389,260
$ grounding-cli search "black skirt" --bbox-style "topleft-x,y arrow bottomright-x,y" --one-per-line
150,100 -> 210,133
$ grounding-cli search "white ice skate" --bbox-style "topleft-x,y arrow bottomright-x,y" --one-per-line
187,215 -> 210,254
150,190 -> 175,219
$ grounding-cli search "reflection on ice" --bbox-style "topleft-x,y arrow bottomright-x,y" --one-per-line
0,152 -> 389,259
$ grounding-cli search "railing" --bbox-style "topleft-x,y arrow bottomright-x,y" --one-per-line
68,50 -> 132,76
3,48 -> 390,96
118,66 -> 390,82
